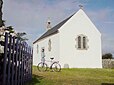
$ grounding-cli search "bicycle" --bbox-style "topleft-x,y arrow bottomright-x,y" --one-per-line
37,57 -> 61,72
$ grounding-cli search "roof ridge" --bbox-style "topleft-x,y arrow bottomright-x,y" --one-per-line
33,14 -> 74,44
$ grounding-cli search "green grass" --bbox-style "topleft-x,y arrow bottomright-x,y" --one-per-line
26,66 -> 114,85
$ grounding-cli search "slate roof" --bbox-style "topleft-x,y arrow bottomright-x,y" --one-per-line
33,14 -> 74,44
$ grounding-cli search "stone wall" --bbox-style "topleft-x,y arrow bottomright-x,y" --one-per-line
102,59 -> 114,68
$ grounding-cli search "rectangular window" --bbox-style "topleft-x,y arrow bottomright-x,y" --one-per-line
83,37 -> 86,49
78,36 -> 81,49
76,34 -> 88,50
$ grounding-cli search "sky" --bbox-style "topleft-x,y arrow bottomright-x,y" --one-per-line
3,0 -> 114,55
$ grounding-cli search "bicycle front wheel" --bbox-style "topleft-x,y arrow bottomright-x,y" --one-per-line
51,62 -> 61,72
37,62 -> 48,72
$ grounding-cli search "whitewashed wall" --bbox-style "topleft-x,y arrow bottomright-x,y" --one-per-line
59,9 -> 102,68
33,33 -> 60,66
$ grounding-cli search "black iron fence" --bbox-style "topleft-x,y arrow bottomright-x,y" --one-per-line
0,33 -> 33,85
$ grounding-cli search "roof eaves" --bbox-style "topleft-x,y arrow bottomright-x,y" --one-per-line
33,30 -> 58,44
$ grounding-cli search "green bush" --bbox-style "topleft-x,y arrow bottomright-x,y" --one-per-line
102,53 -> 113,59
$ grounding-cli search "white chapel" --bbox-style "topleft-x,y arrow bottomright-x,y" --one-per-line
33,8 -> 102,68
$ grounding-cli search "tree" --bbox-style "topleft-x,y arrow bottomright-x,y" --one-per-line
0,25 -> 15,37
16,32 -> 28,41
0,0 -> 3,27
102,53 -> 113,59
5,26 -> 15,34
0,24 -> 28,41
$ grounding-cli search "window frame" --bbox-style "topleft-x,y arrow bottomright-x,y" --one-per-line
37,44 -> 39,53
76,34 -> 88,50
48,39 -> 51,52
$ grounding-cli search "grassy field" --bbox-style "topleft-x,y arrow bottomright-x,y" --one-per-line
26,66 -> 114,85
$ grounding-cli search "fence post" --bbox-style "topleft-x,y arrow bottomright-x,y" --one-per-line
29,47 -> 32,81
14,39 -> 19,85
25,43 -> 27,83
23,44 -> 25,85
20,42 -> 24,85
22,42 -> 26,85
11,36 -> 15,85
30,47 -> 32,80
7,35 -> 12,85
26,44 -> 29,81
3,33 -> 8,85
18,41 -> 22,85
31,49 -> 33,80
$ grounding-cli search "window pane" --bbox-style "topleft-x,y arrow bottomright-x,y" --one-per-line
48,39 -> 51,51
83,37 -> 86,49
78,36 -> 81,48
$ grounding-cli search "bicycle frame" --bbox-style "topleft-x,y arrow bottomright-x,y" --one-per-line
37,58 -> 61,72
45,60 -> 59,69
50,61 -> 59,69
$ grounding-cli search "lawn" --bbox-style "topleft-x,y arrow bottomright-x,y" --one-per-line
26,66 -> 114,85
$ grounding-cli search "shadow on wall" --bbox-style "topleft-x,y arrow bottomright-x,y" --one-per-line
25,74 -> 44,85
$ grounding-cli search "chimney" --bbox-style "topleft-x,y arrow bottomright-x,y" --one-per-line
46,18 -> 51,30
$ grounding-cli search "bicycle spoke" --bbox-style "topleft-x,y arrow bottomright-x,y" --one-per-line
37,62 -> 47,72
51,62 -> 61,72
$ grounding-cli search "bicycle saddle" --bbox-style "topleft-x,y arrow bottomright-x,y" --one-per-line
50,57 -> 54,60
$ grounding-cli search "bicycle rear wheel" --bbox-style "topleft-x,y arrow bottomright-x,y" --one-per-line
51,62 -> 61,72
37,62 -> 48,72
